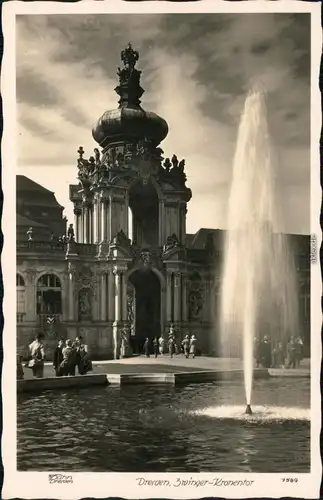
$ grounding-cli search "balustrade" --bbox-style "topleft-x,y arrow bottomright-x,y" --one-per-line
17,241 -> 67,253
16,313 -> 26,323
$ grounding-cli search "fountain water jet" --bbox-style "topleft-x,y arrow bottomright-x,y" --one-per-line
220,88 -> 299,408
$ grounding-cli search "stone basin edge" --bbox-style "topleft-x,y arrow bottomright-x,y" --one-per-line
16,368 -> 279,393
17,368 -> 309,394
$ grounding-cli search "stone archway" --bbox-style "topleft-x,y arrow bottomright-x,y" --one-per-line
128,269 -> 161,352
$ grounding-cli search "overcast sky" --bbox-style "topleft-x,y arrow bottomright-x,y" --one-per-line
16,12 -> 310,235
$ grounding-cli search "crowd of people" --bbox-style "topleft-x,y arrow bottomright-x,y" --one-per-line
17,333 -> 92,380
17,330 -> 305,381
254,335 -> 304,369
53,336 -> 92,376
143,331 -> 198,359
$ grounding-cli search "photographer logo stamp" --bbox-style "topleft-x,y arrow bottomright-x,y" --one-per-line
48,474 -> 73,484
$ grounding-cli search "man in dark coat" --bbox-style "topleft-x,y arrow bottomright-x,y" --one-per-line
53,339 -> 64,376
153,337 -> 159,358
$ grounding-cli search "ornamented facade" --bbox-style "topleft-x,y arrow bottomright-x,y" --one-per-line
16,44 -> 311,359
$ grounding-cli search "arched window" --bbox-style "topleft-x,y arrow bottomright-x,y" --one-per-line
36,273 -> 62,315
16,273 -> 26,315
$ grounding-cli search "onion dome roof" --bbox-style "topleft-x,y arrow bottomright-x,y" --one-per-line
92,43 -> 168,148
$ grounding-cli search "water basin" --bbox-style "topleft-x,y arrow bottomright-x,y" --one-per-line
17,377 -> 310,472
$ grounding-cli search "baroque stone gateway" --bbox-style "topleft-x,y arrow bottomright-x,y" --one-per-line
16,44 -> 310,359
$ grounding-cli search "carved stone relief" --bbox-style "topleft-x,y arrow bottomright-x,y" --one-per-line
187,272 -> 204,320
127,283 -> 136,336
78,287 -> 92,321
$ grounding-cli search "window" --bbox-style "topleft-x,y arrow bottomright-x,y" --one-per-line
38,274 -> 61,288
36,273 -> 62,314
16,274 -> 26,314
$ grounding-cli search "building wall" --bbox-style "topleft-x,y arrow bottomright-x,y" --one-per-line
16,238 -> 310,360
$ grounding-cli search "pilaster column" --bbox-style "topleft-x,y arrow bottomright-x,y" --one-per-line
108,196 -> 113,241
158,200 -> 164,246
100,272 -> 107,321
87,204 -> 93,244
68,264 -> 76,321
80,210 -> 84,243
108,271 -> 115,321
166,271 -> 173,323
26,271 -> 36,322
180,205 -> 186,244
113,269 -> 122,359
83,206 -> 88,243
182,272 -> 188,322
122,273 -> 128,322
114,270 -> 122,322
92,200 -> 98,243
61,276 -> 69,321
174,271 -> 181,322
160,284 -> 166,335
74,208 -> 81,243
98,200 -> 102,243
89,205 -> 93,243
101,199 -> 108,242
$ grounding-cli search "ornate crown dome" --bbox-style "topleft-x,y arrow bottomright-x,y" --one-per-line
92,43 -> 169,148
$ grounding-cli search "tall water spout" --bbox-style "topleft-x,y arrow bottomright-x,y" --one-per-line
220,89 -> 299,406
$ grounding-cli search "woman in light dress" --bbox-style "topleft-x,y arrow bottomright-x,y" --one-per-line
158,335 -> 165,355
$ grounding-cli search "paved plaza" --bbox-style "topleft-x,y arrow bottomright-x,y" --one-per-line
21,355 -> 310,380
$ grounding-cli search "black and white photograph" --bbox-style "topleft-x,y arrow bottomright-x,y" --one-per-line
2,1 -> 321,498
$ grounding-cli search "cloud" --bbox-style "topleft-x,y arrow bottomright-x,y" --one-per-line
16,12 -> 311,234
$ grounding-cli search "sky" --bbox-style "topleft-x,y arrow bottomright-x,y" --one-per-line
16,12 -> 311,235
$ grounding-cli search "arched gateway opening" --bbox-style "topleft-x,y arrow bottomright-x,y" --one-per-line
128,269 -> 161,353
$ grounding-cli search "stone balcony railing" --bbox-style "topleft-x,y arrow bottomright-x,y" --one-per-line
75,244 -> 97,255
17,312 -> 26,323
17,241 -> 67,253
17,240 -> 97,257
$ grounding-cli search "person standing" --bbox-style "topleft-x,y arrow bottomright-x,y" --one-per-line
60,339 -> 77,376
272,342 -> 284,368
261,336 -> 271,368
73,335 -> 88,375
143,337 -> 150,357
153,337 -> 159,358
182,335 -> 190,359
28,334 -> 46,378
189,335 -> 197,359
295,336 -> 303,367
79,336 -> 92,374
287,337 -> 296,369
53,339 -> 64,376
158,335 -> 165,356
168,336 -> 175,359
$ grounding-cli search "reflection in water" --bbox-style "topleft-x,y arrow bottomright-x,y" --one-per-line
17,379 -> 310,472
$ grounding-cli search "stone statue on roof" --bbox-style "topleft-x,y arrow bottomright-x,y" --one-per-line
67,223 -> 75,242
